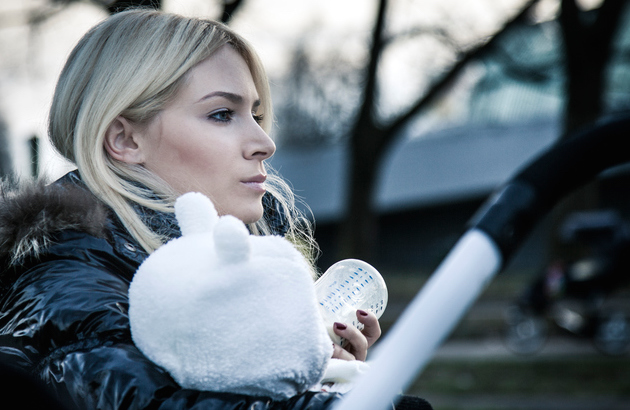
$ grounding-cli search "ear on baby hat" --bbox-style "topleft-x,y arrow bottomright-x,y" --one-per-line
174,192 -> 251,264
174,192 -> 219,236
214,215 -> 250,264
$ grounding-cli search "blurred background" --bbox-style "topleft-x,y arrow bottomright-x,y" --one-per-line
2,0 -> 630,408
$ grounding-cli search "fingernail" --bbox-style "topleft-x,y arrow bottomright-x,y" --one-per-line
357,309 -> 369,317
334,322 -> 347,330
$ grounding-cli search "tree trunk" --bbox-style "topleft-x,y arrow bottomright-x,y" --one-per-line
548,0 -> 627,262
559,0 -> 622,135
335,0 -> 388,261
339,120 -> 387,261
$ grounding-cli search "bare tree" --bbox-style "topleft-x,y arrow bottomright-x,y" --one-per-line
294,0 -> 628,262
338,0 -> 542,261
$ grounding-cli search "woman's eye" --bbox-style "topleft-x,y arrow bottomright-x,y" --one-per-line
208,109 -> 234,123
253,113 -> 264,125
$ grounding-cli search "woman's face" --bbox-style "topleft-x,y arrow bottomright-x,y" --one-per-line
138,46 -> 275,223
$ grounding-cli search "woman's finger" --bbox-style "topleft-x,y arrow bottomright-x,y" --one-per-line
356,309 -> 381,348
332,322 -> 369,361
331,343 -> 356,361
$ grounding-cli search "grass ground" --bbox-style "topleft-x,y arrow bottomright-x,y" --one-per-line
411,357 -> 630,409
377,269 -> 630,410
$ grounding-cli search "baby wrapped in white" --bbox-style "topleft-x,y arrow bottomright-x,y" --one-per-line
128,192 -> 334,399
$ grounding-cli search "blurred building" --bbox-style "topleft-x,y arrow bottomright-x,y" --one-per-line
271,119 -> 564,271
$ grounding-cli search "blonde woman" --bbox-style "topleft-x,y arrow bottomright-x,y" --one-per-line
0,9 -> 430,410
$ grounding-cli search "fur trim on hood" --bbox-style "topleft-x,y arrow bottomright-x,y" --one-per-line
0,179 -> 109,266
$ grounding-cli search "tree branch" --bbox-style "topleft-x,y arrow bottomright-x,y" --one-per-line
220,0 -> 245,24
382,26 -> 459,51
385,0 -> 542,138
355,0 -> 388,129
105,0 -> 162,14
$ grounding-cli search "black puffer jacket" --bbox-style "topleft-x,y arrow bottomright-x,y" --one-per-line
0,171 -> 345,409
0,172 -> 431,410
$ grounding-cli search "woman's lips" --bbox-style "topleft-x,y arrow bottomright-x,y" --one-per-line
242,175 -> 267,192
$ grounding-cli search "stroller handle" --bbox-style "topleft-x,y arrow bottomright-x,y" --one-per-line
334,115 -> 630,410
471,115 -> 630,264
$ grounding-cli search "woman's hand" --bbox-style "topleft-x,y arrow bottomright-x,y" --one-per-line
331,309 -> 381,361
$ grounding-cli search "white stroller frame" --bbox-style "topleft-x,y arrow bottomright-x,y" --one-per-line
334,115 -> 630,410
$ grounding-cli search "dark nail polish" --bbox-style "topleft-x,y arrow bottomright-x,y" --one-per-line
357,309 -> 369,316
334,322 -> 347,330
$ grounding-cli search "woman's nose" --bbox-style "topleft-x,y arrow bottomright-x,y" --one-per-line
245,123 -> 276,160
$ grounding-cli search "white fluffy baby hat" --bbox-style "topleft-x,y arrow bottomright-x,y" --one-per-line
129,192 -> 332,400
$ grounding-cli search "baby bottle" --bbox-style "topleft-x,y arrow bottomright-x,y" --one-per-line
314,259 -> 388,345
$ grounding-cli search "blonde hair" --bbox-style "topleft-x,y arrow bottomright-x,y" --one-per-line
48,9 -> 318,266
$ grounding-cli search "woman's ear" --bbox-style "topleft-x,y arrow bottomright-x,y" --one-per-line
104,116 -> 145,164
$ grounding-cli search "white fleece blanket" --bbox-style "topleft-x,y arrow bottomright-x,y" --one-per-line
314,358 -> 371,393
128,193 -> 333,400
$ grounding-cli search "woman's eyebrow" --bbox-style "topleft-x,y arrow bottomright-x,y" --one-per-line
197,91 -> 262,111
196,91 -> 244,104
